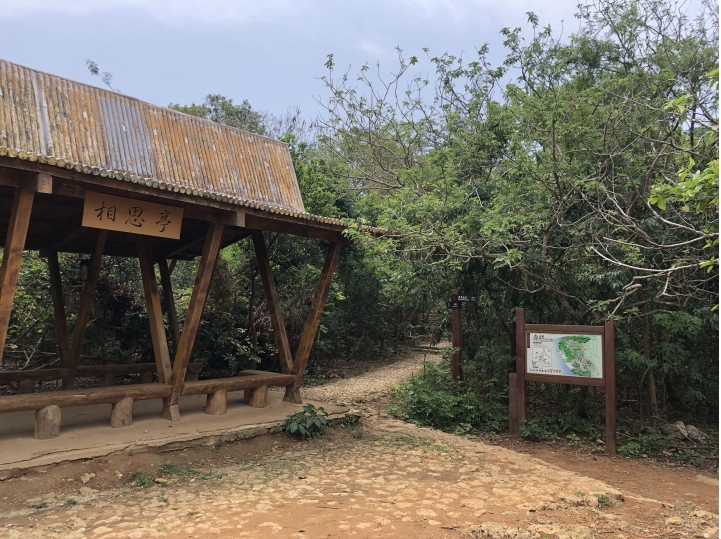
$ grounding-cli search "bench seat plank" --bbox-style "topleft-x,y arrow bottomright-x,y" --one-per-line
182,371 -> 294,396
0,383 -> 172,413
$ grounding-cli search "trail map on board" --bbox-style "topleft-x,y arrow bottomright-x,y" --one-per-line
526,333 -> 603,379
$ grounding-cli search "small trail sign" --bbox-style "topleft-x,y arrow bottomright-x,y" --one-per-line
451,294 -> 477,303
446,301 -> 462,309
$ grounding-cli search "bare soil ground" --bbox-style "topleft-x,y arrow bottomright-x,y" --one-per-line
0,345 -> 717,539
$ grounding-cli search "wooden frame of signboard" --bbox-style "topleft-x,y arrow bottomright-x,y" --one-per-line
509,308 -> 616,454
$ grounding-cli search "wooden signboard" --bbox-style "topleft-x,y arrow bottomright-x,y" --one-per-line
82,191 -> 183,239
510,308 -> 616,454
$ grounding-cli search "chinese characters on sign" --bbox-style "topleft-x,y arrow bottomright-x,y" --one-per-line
82,191 -> 183,239
526,332 -> 604,379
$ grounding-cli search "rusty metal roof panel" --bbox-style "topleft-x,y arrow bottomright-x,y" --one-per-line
0,58 -> 308,214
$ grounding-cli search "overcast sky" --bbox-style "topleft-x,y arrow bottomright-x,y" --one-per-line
0,1 -> 582,118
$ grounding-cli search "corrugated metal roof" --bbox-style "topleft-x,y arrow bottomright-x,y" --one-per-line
0,58 -> 327,220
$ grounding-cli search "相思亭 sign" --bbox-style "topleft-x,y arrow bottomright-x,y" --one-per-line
82,191 -> 183,239
526,332 -> 603,379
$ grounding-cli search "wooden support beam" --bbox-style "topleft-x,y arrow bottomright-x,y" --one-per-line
252,232 -> 293,374
166,223 -> 224,419
137,238 -> 173,385
110,397 -> 133,427
284,241 -> 343,404
205,389 -> 227,415
16,379 -> 35,394
158,258 -> 180,355
35,405 -> 61,439
247,385 -> 268,408
0,188 -> 34,365
48,251 -> 71,367
64,230 -> 107,388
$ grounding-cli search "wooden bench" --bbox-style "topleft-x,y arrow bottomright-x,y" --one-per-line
0,384 -> 172,439
0,362 -> 203,392
181,370 -> 295,415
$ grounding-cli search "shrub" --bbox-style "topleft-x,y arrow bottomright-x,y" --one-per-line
285,404 -> 329,439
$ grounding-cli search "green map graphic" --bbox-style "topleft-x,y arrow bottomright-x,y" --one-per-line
557,335 -> 601,377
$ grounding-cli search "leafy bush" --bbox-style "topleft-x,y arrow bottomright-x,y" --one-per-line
285,404 -> 329,439
389,360 -> 507,434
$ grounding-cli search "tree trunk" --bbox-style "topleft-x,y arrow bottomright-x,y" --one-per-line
569,386 -> 589,418
249,272 -> 257,346
643,310 -> 659,426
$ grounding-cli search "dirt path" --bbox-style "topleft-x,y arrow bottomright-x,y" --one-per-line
0,346 -> 717,539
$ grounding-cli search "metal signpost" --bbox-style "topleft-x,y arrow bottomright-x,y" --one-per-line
447,289 -> 477,381
510,308 -> 616,454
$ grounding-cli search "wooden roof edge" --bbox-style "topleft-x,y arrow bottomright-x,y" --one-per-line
0,153 -> 388,241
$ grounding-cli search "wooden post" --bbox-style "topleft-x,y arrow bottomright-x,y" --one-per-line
514,308 -> 526,435
48,251 -> 71,367
158,258 -> 180,356
604,317 -> 616,454
0,188 -> 34,365
35,405 -> 61,439
251,231 -> 293,375
99,372 -> 115,387
16,379 -> 35,394
110,397 -> 134,427
64,230 -> 107,389
509,373 -> 518,434
166,223 -> 224,420
247,385 -> 268,408
284,241 -> 343,404
138,238 -> 173,384
206,389 -> 227,415
451,288 -> 462,381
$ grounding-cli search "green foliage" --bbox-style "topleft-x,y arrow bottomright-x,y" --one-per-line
285,404 -> 329,439
169,94 -> 266,135
158,462 -> 223,481
127,471 -> 155,488
389,360 -> 507,433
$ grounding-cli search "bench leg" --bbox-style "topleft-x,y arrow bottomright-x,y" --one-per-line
139,371 -> 154,384
16,379 -> 35,394
161,399 -> 180,421
205,389 -> 227,415
34,405 -> 61,439
247,385 -> 268,408
185,372 -> 199,382
100,372 -> 116,387
111,397 -> 134,427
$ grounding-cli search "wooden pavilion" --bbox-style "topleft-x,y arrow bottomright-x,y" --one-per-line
0,59 -> 376,439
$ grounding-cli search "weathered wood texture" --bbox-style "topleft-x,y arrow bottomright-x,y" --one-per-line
604,318 -> 616,454
513,308 -> 526,435
0,188 -> 34,364
181,371 -> 295,396
284,241 -> 342,403
158,258 -> 180,355
205,389 -> 227,415
110,397 -> 133,427
0,383 -> 172,413
65,230 -> 107,388
168,223 -> 224,413
137,237 -> 172,384
48,251 -> 71,366
451,288 -> 462,381
247,385 -> 268,408
34,405 -> 61,439
0,362 -> 202,385
508,373 -> 517,435
251,231 -> 293,374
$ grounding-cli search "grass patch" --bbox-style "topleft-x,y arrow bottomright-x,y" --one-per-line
31,502 -> 48,510
64,498 -> 78,506
127,471 -> 156,488
158,462 -> 224,481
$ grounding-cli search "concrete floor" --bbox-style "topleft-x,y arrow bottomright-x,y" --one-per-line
0,391 -> 348,471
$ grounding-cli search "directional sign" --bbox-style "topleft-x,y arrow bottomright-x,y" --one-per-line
451,294 -> 477,303
446,301 -> 462,309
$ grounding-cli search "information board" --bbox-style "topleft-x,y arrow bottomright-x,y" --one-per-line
82,191 -> 183,239
526,332 -> 603,379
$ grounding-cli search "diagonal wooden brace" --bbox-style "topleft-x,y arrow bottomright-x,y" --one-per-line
137,237 -> 173,385
0,188 -> 34,365
252,231 -> 293,375
64,229 -> 107,388
284,240 -> 343,403
165,223 -> 224,419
